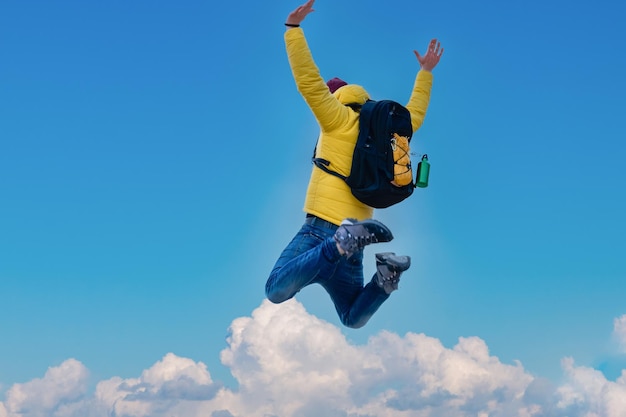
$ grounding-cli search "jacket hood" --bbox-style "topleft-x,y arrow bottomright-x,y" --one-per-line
332,84 -> 370,106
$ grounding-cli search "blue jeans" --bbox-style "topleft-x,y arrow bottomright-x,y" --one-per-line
265,219 -> 389,329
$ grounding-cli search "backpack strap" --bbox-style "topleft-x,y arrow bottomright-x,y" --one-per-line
312,157 -> 347,181
311,100 -> 371,181
355,100 -> 375,147
346,102 -> 363,112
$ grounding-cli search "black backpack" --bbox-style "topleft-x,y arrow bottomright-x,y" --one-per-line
313,100 -> 415,209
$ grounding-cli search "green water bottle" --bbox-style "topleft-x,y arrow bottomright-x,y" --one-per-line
415,154 -> 430,188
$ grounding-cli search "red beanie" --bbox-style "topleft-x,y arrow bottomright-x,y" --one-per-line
326,77 -> 348,93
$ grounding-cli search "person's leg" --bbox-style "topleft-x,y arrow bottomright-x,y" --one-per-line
265,223 -> 341,303
266,217 -> 404,329
321,251 -> 390,329
322,252 -> 412,329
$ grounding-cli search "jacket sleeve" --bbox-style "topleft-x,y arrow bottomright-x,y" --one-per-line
405,70 -> 434,133
285,28 -> 351,132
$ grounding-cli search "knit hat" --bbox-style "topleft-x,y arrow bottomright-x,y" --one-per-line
326,77 -> 348,93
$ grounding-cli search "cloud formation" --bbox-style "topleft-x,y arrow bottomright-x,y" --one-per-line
614,315 -> 626,353
557,357 -> 626,417
1,300 -> 625,417
1,358 -> 88,417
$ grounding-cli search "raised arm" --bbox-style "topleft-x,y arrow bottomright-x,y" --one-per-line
284,0 -> 353,132
406,39 -> 444,132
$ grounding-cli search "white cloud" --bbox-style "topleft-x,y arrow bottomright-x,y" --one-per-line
2,358 -> 88,417
86,353 -> 223,417
614,315 -> 626,353
557,357 -> 626,417
1,302 -> 625,417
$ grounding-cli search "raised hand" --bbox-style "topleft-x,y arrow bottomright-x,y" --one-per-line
414,39 -> 444,72
286,0 -> 315,26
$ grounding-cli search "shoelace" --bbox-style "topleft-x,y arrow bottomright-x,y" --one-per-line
355,233 -> 378,249
381,272 -> 399,283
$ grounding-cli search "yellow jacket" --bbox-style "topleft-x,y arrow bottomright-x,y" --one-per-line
285,28 -> 434,226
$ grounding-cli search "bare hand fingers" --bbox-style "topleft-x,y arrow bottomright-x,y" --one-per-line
428,39 -> 444,58
301,0 -> 315,12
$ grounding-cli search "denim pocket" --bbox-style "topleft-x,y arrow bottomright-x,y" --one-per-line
303,224 -> 332,243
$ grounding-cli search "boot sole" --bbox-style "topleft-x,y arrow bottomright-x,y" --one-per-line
376,252 -> 411,271
354,219 -> 393,242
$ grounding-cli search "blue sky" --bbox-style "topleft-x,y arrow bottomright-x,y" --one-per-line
1,0 -> 626,415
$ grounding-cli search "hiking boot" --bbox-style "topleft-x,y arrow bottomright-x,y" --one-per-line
375,252 -> 411,294
333,218 -> 393,258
